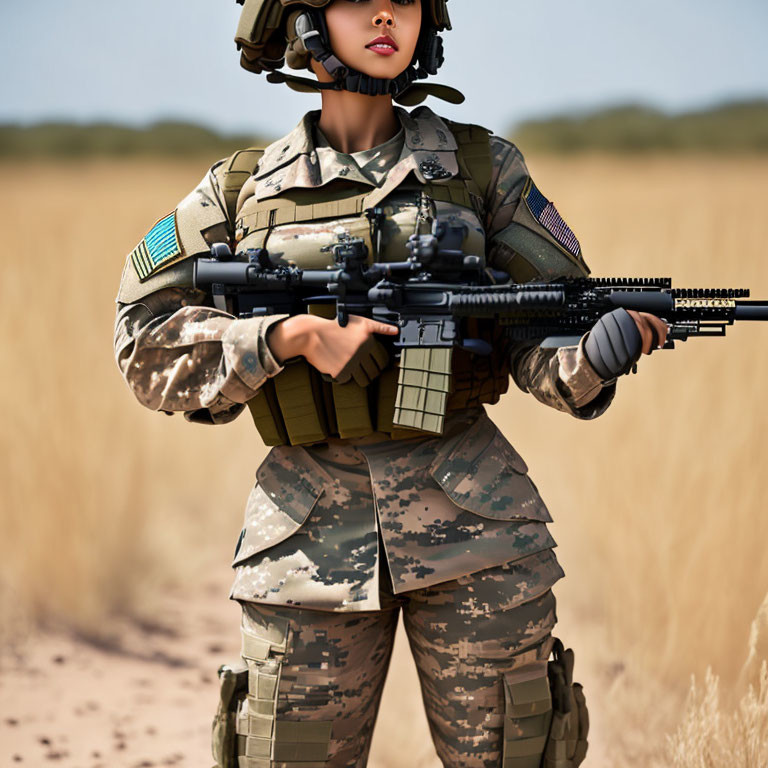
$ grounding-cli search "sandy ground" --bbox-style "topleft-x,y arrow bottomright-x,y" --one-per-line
0,571 -> 623,768
0,579 -> 241,768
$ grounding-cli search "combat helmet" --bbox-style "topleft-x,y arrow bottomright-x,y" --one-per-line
234,0 -> 463,105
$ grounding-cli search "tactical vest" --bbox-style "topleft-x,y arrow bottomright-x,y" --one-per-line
217,121 -> 513,446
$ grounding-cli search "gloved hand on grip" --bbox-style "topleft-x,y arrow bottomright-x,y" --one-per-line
326,334 -> 390,387
584,307 -> 669,381
267,313 -> 398,386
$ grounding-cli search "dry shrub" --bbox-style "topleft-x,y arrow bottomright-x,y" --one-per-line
668,664 -> 768,768
488,154 -> 768,766
0,160 -> 267,642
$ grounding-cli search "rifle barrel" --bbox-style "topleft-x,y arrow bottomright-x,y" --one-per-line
607,291 -> 675,314
735,303 -> 768,320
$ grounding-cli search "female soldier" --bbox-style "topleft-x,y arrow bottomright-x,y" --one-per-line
114,1 -> 668,766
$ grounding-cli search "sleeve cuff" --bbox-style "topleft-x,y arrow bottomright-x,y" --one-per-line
221,314 -> 289,392
557,336 -> 611,409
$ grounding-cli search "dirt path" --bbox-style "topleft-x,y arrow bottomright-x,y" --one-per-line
1,574 -> 442,768
1,576 -> 640,768
0,580 -> 242,768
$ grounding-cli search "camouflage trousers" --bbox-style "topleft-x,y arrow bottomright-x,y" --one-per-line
218,415 -> 577,767
233,555 -> 560,768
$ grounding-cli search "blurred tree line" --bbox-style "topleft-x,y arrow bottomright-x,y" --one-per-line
0,121 -> 264,159
512,100 -> 768,153
1,100 -> 766,157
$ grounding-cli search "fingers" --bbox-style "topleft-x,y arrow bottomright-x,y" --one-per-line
328,335 -> 390,388
351,365 -> 369,388
644,313 -> 669,348
353,339 -> 388,386
371,320 -> 399,336
359,355 -> 380,386
626,310 -> 653,355
333,368 -> 353,385
370,340 -> 390,371
349,315 -> 399,336
627,310 -> 669,355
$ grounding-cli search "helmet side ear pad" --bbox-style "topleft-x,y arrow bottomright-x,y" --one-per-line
416,28 -> 444,76
291,9 -> 348,79
286,9 -> 332,62
285,10 -> 312,69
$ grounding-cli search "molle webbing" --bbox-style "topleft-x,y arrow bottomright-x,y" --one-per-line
234,118 -> 493,249
247,365 -> 411,447
237,620 -> 333,766
447,120 -> 493,219
236,178 -> 477,251
218,148 -> 267,226
503,668 -> 554,768
273,360 -> 332,446
230,119 -> 496,445
238,181 -> 372,244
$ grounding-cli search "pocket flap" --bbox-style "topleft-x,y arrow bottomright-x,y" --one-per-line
232,446 -> 327,566
429,414 -> 551,522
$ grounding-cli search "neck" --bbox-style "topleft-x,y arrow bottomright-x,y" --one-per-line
316,90 -> 401,154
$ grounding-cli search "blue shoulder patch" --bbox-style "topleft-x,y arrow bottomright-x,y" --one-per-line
523,179 -> 582,259
130,212 -> 182,281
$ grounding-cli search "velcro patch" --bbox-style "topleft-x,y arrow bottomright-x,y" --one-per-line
523,179 -> 581,258
130,212 -> 182,281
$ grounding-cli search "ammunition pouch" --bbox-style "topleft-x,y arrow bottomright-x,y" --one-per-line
502,661 -> 554,768
246,324 -> 512,446
230,117 -> 503,445
543,640 -> 589,767
501,639 -> 588,768
234,610 -> 334,766
247,359 -> 405,446
212,661 -> 249,768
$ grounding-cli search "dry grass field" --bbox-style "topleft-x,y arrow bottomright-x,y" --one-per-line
1,154 -> 767,767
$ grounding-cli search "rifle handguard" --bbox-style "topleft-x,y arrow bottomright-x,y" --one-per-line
584,308 -> 642,381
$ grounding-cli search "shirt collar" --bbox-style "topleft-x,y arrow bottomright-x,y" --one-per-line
250,106 -> 461,204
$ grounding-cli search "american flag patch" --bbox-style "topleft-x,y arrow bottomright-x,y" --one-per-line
130,212 -> 182,281
523,179 -> 581,258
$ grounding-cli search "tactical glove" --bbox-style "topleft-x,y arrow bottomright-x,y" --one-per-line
326,335 -> 391,388
584,307 -> 643,381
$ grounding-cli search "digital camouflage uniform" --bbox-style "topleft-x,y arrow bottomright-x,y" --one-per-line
115,106 -> 607,767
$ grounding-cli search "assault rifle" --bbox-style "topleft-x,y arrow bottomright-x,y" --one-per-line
195,219 -> 768,434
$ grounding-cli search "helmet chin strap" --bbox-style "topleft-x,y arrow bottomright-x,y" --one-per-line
266,70 -> 465,106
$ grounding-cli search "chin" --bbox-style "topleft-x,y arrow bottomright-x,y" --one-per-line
354,59 -> 411,82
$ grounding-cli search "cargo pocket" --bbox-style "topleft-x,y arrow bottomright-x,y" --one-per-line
212,661 -> 248,768
237,616 -> 333,767
232,445 -> 330,566
429,413 -> 551,522
543,639 -> 589,767
502,662 -> 554,768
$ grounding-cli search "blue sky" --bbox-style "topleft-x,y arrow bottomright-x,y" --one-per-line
2,0 -> 767,137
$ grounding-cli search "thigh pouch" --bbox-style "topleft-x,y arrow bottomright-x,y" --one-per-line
235,618 -> 332,768
502,639 -> 589,768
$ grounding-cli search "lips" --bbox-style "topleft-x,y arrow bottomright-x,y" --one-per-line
366,35 -> 399,54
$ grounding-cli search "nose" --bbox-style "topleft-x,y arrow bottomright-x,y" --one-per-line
372,2 -> 396,28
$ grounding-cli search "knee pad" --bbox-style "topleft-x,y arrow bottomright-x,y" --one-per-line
502,638 -> 589,768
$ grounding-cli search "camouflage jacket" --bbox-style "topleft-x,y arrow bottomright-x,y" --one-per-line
115,106 -> 613,423
114,106 -> 616,609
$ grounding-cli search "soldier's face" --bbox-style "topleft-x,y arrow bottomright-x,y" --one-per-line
322,0 -> 423,80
